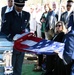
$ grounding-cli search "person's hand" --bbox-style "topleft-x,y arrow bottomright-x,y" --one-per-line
13,34 -> 21,41
54,50 -> 64,59
30,31 -> 36,37
41,18 -> 45,22
54,50 -> 59,54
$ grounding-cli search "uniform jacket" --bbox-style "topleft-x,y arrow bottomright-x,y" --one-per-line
1,8 -> 30,41
1,8 -> 30,54
63,13 -> 74,64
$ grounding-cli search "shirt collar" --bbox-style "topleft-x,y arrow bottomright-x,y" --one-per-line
5,6 -> 13,13
7,6 -> 13,10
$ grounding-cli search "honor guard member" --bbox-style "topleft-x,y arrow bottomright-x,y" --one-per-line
1,0 -> 30,75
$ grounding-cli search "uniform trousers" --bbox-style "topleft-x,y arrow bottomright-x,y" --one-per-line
12,48 -> 25,75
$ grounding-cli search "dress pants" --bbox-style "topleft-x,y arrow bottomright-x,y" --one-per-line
38,54 -> 43,67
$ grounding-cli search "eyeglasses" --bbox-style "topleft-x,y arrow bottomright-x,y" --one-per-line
67,5 -> 71,7
56,25 -> 62,27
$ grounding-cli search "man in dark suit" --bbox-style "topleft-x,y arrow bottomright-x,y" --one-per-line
1,0 -> 13,20
45,9 -> 58,40
60,0 -> 73,29
1,0 -> 30,75
63,11 -> 74,75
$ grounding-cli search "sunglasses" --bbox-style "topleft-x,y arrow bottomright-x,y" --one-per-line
56,25 -> 62,27
67,5 -> 71,7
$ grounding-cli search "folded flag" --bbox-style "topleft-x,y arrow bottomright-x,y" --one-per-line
14,33 -> 64,55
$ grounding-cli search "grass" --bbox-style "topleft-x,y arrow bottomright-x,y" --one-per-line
22,64 -> 42,75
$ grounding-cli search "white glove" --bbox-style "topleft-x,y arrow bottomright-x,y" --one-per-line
13,34 -> 21,41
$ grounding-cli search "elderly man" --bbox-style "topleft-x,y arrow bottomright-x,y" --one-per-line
1,0 -> 14,20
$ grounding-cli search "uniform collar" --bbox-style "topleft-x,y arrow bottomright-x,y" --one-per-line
15,10 -> 22,16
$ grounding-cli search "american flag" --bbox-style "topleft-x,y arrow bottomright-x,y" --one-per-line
14,33 -> 64,55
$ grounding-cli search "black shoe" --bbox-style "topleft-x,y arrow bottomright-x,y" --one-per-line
27,57 -> 37,60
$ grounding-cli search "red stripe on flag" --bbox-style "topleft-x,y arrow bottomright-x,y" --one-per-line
13,33 -> 42,52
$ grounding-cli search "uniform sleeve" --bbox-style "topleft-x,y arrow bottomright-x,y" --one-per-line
27,12 -> 30,22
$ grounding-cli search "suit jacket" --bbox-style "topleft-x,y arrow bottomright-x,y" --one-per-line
63,13 -> 74,64
1,6 -> 7,20
68,12 -> 74,28
61,11 -> 71,28
45,11 -> 58,32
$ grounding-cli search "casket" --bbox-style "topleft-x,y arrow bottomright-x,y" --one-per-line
0,38 -> 13,54
0,32 -> 13,74
0,32 -> 13,60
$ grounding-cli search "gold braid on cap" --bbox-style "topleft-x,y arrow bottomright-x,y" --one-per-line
14,2 -> 25,5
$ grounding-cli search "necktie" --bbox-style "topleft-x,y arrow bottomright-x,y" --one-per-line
19,13 -> 21,18
9,7 -> 11,12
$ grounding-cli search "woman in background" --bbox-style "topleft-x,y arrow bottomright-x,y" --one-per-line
40,3 -> 52,39
43,21 -> 67,75
33,3 -> 52,72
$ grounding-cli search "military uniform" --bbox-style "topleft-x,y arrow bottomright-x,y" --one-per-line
1,0 -> 30,75
1,9 -> 30,40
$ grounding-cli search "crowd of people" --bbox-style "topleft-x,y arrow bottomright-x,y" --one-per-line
0,0 -> 74,75
28,0 -> 74,75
